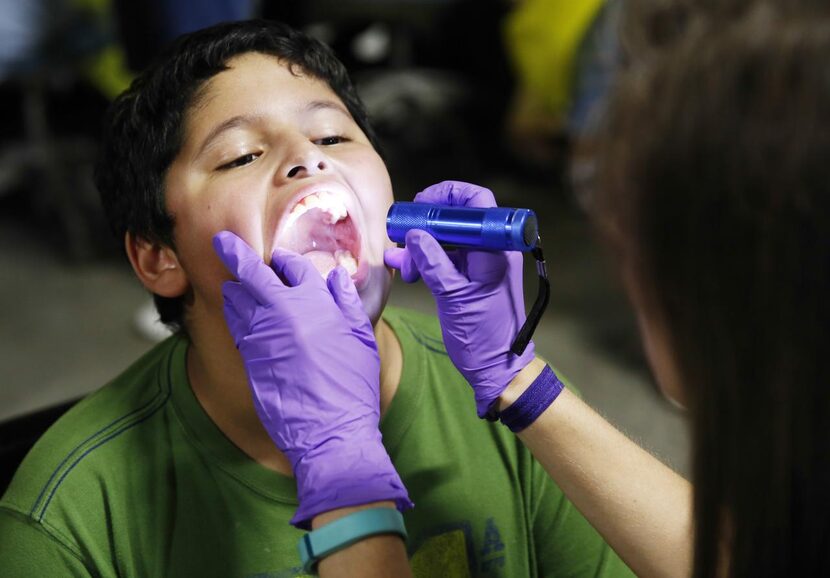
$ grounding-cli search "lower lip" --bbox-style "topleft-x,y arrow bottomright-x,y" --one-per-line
351,257 -> 370,289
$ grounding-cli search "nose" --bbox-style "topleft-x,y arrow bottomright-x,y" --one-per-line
278,136 -> 329,181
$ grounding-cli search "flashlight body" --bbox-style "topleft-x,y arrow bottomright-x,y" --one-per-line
387,202 -> 538,252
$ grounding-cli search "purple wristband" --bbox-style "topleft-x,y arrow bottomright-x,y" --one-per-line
498,365 -> 563,433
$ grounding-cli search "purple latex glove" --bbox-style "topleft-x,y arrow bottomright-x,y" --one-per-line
384,181 -> 536,418
213,231 -> 412,529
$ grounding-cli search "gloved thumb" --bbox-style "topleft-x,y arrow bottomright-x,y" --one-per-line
384,247 -> 421,283
405,229 -> 467,296
327,266 -> 376,348
221,281 -> 257,348
272,248 -> 322,288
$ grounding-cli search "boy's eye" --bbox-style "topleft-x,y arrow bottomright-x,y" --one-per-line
218,152 -> 260,170
315,135 -> 346,146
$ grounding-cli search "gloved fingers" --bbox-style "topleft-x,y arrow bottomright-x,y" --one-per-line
444,247 -> 468,274
400,249 -> 423,283
384,247 -> 421,283
327,267 -> 376,346
384,234 -> 457,284
213,231 -> 284,305
413,180 -> 497,209
506,251 -> 527,290
221,281 -> 257,345
404,229 -> 467,295
383,247 -> 405,270
462,249 -> 513,284
271,248 -> 323,288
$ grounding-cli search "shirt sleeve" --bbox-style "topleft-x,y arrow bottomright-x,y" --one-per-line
0,506 -> 94,577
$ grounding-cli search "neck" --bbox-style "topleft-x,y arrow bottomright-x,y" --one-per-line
187,311 -> 402,476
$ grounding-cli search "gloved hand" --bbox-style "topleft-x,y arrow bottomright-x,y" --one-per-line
213,231 -> 412,529
384,181 -> 536,418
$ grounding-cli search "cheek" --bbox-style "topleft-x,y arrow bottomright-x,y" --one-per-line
179,191 -> 266,251
637,311 -> 688,409
169,193 -> 271,301
622,265 -> 687,406
367,194 -> 393,248
360,166 -> 394,237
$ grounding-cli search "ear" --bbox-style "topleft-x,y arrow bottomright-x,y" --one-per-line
125,232 -> 189,297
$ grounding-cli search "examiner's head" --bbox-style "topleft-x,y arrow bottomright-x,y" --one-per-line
595,6 -> 830,576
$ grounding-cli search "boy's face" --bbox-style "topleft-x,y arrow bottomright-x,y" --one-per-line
164,52 -> 395,326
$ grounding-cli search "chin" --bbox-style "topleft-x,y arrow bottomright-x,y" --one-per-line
658,381 -> 689,411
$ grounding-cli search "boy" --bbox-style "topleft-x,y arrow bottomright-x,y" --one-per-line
0,20 -> 632,576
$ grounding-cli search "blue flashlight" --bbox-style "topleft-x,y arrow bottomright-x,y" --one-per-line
386,201 -> 550,360
386,202 -> 538,252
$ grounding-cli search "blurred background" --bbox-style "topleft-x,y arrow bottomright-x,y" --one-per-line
0,0 -> 688,481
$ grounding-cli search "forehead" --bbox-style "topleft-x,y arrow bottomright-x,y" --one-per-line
184,52 -> 344,130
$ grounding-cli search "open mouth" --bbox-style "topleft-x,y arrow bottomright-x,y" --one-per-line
276,190 -> 362,280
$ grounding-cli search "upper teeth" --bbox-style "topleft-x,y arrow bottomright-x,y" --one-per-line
284,191 -> 348,229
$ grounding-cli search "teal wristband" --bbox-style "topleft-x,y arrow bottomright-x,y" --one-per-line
297,508 -> 408,574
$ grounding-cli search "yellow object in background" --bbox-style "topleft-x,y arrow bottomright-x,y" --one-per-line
82,45 -> 133,100
73,0 -> 107,10
72,0 -> 134,99
505,0 -> 605,118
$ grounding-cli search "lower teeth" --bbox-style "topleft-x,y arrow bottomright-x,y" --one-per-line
335,250 -> 358,275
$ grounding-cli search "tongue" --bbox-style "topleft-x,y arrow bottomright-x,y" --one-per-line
282,207 -> 357,254
278,207 -> 360,278
304,250 -> 338,277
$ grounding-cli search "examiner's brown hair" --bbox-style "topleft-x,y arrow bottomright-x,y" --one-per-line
594,5 -> 830,576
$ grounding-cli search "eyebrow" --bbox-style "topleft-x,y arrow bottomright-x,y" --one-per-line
305,99 -> 352,119
196,113 -> 263,158
194,100 -> 353,158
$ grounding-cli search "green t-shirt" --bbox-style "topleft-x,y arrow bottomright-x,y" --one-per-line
0,307 -> 632,577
